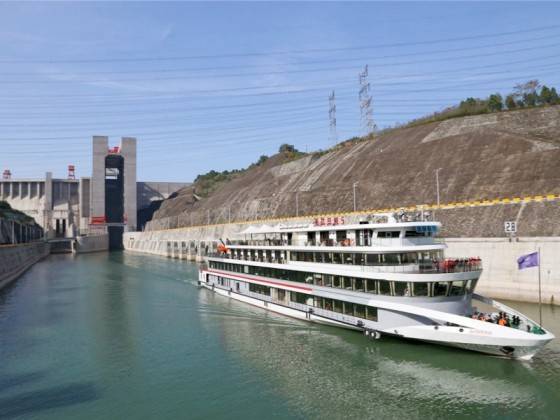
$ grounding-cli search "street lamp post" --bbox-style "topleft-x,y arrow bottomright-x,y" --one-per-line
353,182 -> 359,212
435,168 -> 442,219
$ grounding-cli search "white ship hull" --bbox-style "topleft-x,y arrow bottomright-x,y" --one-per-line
199,270 -> 553,359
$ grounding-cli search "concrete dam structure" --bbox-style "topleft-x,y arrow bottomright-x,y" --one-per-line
1,136 -> 189,250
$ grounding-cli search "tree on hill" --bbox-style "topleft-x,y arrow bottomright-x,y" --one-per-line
505,94 -> 517,110
278,143 -> 298,153
487,94 -> 503,112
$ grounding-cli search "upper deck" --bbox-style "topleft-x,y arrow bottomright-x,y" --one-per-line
226,214 -> 442,253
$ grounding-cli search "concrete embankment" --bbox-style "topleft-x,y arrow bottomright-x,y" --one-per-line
124,225 -> 560,306
74,234 -> 109,254
0,242 -> 50,290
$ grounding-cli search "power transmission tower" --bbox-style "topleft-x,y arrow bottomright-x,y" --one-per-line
328,90 -> 337,145
359,65 -> 376,136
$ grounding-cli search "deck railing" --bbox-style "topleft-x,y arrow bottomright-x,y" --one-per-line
207,253 -> 482,274
226,237 -> 444,248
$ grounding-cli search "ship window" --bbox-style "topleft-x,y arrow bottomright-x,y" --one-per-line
333,276 -> 342,288
313,273 -> 323,286
366,254 -> 378,265
449,281 -> 466,296
291,292 -> 311,305
323,299 -> 333,311
366,279 -> 377,294
354,304 -> 366,319
433,282 -> 449,296
333,253 -> 342,264
394,282 -> 410,297
333,300 -> 343,313
354,278 -> 364,292
324,253 -> 333,263
384,254 -> 399,264
366,307 -> 378,321
278,289 -> 286,301
244,265 -> 249,274
305,274 -> 314,284
343,277 -> 353,290
343,253 -> 353,264
307,232 -> 315,245
379,280 -> 391,295
378,231 -> 400,238
466,279 -> 477,293
249,283 -> 270,296
336,230 -> 347,243
413,282 -> 429,296
343,302 -> 354,315
324,275 -> 333,287
355,253 -> 365,265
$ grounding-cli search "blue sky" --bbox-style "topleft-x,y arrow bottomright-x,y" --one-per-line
1,1 -> 560,181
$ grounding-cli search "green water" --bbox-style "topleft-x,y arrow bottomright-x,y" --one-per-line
1,252 -> 559,419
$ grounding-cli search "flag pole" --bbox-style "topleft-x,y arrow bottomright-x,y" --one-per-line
538,246 -> 543,327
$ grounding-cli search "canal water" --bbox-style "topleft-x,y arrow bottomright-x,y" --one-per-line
1,252 -> 559,419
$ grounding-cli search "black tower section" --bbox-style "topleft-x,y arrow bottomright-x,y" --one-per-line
105,155 -> 124,250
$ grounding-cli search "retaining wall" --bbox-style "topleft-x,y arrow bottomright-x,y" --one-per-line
0,242 -> 50,290
74,234 -> 109,254
445,237 -> 559,305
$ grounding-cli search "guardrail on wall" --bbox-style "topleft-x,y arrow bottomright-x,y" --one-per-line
0,218 -> 43,245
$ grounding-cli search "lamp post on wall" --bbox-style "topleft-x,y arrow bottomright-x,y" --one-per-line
435,168 -> 442,219
353,182 -> 359,212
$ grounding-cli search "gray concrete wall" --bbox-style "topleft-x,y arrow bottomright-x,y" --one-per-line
0,242 -> 50,290
121,137 -> 137,231
124,225 -> 560,305
445,237 -> 559,305
91,136 -> 108,220
74,234 -> 109,254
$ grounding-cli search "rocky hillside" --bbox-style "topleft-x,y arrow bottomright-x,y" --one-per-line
147,106 -> 560,236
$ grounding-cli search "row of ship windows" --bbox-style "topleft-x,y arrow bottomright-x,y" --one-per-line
209,274 -> 378,321
229,249 -> 443,265
208,261 -> 476,297
289,250 -> 442,265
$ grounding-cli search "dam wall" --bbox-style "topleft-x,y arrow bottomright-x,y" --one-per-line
0,242 -> 50,290
74,234 -> 109,254
124,223 -> 560,305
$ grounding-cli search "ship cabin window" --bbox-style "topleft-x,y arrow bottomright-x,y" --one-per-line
354,278 -> 365,292
366,307 -> 378,321
320,231 -> 330,245
394,281 -> 411,297
290,292 -> 310,305
249,283 -> 271,296
365,279 -> 377,293
307,232 -> 316,245
433,282 -> 449,296
354,304 -> 366,319
413,282 -> 430,296
379,280 -> 391,295
336,230 -> 347,243
343,301 -> 354,315
377,231 -> 400,238
343,276 -> 353,290
333,300 -> 343,313
355,229 -> 373,246
449,281 -> 466,296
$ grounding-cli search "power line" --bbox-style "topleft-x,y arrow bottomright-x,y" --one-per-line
1,24 -> 558,64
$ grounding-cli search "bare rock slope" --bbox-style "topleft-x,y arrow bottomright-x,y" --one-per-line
148,106 -> 560,236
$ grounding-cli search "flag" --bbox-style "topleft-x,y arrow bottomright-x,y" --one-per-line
517,252 -> 539,270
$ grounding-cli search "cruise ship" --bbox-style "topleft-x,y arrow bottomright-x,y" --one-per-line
198,212 -> 554,359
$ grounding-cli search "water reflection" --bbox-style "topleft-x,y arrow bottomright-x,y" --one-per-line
198,285 -> 560,418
